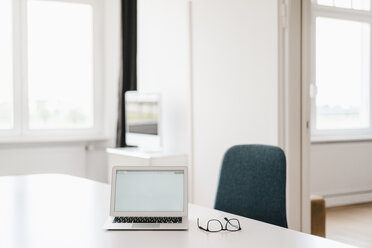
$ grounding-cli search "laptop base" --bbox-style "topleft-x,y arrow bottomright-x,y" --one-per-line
103,216 -> 189,230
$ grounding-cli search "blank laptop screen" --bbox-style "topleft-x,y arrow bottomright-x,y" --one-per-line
114,170 -> 184,212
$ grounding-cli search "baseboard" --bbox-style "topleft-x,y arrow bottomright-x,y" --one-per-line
323,190 -> 372,207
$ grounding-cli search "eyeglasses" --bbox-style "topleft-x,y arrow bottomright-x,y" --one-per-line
197,217 -> 242,232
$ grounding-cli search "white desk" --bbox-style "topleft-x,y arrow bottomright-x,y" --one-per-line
0,174 -> 355,248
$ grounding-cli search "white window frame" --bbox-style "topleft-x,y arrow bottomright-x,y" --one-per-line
309,1 -> 372,142
0,0 -> 105,142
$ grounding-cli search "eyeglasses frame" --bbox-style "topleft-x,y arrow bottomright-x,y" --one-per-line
197,217 -> 242,232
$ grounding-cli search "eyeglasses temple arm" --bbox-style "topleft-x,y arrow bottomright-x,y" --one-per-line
197,218 -> 209,231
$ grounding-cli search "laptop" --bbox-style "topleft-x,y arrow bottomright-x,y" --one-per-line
104,166 -> 188,230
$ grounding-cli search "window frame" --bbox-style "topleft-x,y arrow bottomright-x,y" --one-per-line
0,0 -> 104,142
309,1 -> 372,142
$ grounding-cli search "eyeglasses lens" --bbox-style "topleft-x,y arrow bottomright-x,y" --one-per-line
207,220 -> 223,232
226,219 -> 240,231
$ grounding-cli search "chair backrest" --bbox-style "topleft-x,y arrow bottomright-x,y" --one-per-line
214,144 -> 288,228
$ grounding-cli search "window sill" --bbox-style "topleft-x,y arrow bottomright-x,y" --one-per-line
0,135 -> 111,145
311,135 -> 372,144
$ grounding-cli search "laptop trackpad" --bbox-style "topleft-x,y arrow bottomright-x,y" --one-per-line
132,223 -> 160,229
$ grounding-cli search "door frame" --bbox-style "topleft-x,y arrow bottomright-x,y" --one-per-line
278,0 -> 311,232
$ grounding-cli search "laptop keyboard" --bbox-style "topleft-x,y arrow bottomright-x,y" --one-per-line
113,217 -> 182,224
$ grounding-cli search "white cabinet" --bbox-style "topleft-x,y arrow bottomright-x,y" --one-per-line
106,147 -> 188,182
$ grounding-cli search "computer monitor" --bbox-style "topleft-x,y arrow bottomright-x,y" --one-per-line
125,91 -> 161,151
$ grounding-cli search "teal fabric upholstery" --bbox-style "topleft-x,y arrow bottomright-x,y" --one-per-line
214,144 -> 288,228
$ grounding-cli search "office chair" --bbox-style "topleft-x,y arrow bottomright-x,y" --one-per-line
214,144 -> 288,228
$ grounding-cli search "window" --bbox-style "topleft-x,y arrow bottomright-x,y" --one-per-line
0,0 -> 102,140
0,0 -> 13,130
310,0 -> 372,141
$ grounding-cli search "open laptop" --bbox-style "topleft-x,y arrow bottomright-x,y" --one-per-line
104,166 -> 188,230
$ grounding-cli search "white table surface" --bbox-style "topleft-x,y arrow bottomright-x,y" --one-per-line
0,174 -> 355,248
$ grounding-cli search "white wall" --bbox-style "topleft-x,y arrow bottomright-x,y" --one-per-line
0,141 -> 108,182
311,142 -> 372,206
135,0 -> 302,229
191,0 -> 279,207
137,0 -> 191,155
0,143 -> 86,177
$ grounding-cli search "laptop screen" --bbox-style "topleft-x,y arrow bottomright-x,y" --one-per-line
114,170 -> 184,212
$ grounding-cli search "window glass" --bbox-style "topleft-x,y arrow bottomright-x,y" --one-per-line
317,0 -> 371,10
317,0 -> 334,7
27,0 -> 94,129
334,0 -> 352,8
0,0 -> 13,129
352,0 -> 371,10
315,17 -> 370,130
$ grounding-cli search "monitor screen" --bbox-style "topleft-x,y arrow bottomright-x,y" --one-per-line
125,92 -> 159,136
114,170 -> 184,212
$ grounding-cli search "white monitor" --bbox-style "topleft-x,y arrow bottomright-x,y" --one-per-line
125,91 -> 161,151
